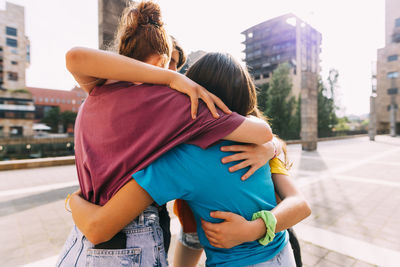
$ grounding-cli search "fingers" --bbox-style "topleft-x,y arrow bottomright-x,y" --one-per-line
210,211 -> 234,221
228,160 -> 251,173
199,90 -> 219,119
204,232 -> 222,248
241,165 -> 259,181
209,93 -> 231,114
221,152 -> 248,164
220,145 -> 252,152
190,95 -> 199,119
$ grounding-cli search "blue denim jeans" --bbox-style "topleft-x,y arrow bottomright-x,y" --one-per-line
245,243 -> 296,267
56,205 -> 168,267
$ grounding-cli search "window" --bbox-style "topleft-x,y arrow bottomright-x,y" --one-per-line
388,88 -> 398,95
11,49 -> 18,54
387,72 -> 399,78
56,98 -> 60,103
67,99 -> 71,104
6,38 -> 18,48
11,61 -> 18,65
396,18 -> 400,27
72,99 -> 76,104
6,26 -> 17,36
247,32 -> 253,39
7,72 -> 18,81
62,99 -> 65,104
39,97 -> 43,102
50,98 -> 54,103
10,126 -> 23,137
45,98 -> 49,103
0,126 -> 3,137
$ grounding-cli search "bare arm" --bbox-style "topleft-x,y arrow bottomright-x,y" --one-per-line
65,47 -> 230,119
223,116 -> 273,145
69,179 -> 153,244
201,173 -> 311,248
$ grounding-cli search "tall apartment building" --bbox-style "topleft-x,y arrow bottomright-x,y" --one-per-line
0,2 -> 30,89
98,0 -> 128,49
376,0 -> 400,133
242,13 -> 321,97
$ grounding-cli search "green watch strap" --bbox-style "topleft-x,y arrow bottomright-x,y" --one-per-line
251,210 -> 277,246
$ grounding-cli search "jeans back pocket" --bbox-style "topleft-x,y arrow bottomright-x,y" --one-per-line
86,248 -> 141,267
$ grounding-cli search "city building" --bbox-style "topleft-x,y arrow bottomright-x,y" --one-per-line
98,0 -> 127,50
26,86 -> 86,121
376,0 -> 400,133
0,2 -> 30,90
0,89 -> 34,137
179,50 -> 207,74
241,13 -> 322,96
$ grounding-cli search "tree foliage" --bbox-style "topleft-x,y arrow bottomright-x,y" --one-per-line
41,107 -> 77,133
256,64 -> 338,140
258,63 -> 300,140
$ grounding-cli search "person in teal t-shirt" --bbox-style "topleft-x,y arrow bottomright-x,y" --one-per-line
133,140 -> 288,266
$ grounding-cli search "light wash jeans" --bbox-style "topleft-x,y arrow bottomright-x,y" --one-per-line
246,243 -> 296,267
56,205 -> 168,267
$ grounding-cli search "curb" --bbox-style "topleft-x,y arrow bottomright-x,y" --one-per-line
0,156 -> 75,171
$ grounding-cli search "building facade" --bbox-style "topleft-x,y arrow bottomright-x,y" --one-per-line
376,0 -> 400,133
98,0 -> 128,49
26,86 -> 86,121
0,2 -> 30,90
0,89 -> 34,137
241,13 -> 321,97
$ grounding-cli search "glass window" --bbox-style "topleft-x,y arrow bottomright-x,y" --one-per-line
72,99 -> 76,104
387,72 -> 399,78
6,38 -> 18,48
7,72 -> 18,81
396,18 -> 400,27
62,99 -> 65,104
56,98 -> 60,103
11,61 -> 18,65
388,55 -> 398,62
67,99 -> 71,104
50,98 -> 54,103
6,27 -> 17,36
39,97 -> 43,102
45,98 -> 49,103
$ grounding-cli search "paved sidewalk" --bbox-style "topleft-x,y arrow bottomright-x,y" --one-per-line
1,135 -> 399,266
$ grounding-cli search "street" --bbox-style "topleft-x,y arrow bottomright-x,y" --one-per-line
1,136 -> 399,267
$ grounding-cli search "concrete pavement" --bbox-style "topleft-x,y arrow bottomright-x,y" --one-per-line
1,135 -> 399,266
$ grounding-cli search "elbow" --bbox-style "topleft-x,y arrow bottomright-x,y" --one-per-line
84,220 -> 110,245
65,47 -> 85,73
301,198 -> 312,219
258,123 -> 273,144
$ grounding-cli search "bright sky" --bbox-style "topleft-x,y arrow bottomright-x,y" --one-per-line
1,0 -> 385,116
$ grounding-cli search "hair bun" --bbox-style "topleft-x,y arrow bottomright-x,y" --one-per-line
136,1 -> 163,27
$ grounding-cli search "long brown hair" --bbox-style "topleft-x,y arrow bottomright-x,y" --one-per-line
186,52 -> 290,169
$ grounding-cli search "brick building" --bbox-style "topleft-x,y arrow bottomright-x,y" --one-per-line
26,86 -> 86,121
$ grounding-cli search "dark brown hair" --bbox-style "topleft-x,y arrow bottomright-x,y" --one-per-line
115,1 -> 172,64
186,52 -> 291,169
170,36 -> 187,70
186,52 -> 262,118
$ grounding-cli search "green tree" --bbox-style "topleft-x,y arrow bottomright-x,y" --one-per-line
317,70 -> 338,137
41,107 -> 60,133
262,63 -> 300,140
41,107 -> 77,133
257,83 -> 269,112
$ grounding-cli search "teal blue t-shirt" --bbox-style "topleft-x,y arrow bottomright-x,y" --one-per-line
133,141 -> 288,267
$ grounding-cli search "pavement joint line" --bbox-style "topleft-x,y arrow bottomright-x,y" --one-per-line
294,224 -> 400,267
333,174 -> 400,188
294,169 -> 400,188
0,181 -> 79,198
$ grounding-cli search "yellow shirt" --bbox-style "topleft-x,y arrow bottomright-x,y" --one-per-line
269,158 -> 289,176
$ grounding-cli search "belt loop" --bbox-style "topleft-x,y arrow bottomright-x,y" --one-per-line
139,212 -> 144,226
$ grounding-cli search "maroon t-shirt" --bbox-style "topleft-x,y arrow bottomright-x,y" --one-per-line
74,82 -> 245,205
